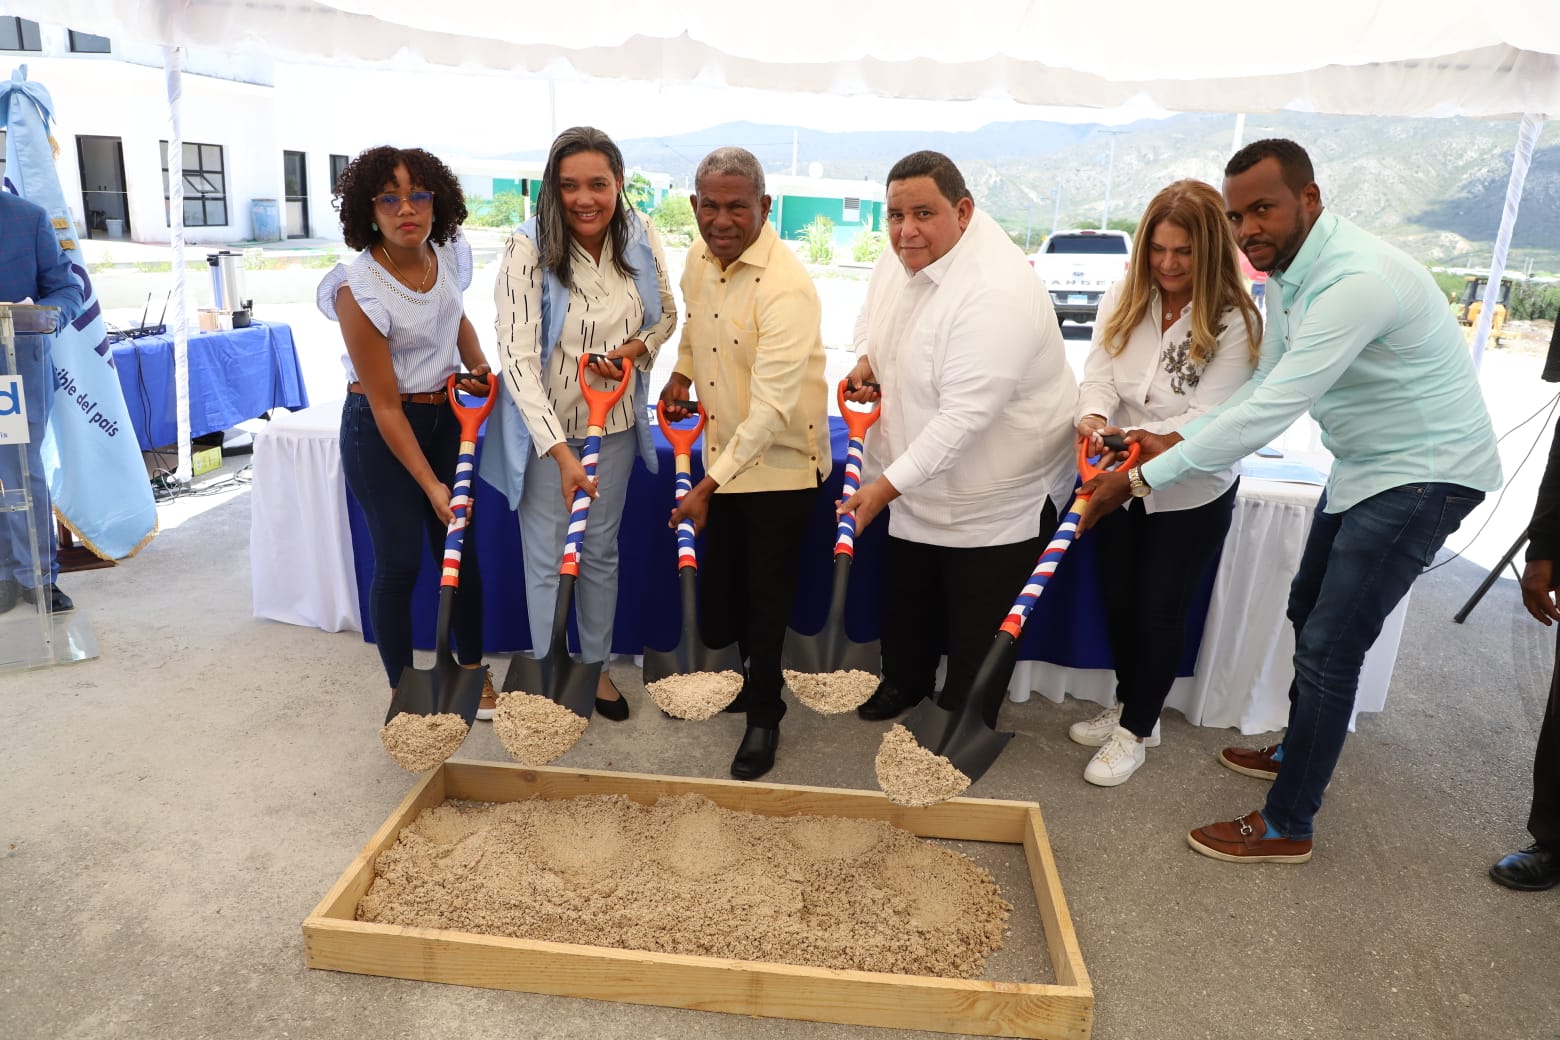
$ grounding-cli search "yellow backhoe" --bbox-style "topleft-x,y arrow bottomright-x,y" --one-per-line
1454,275 -> 1512,343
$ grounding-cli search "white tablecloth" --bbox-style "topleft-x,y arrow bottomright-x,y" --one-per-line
250,404 -> 1407,734
250,400 -> 362,634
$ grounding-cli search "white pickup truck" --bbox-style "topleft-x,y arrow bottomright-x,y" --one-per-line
1028,229 -> 1132,324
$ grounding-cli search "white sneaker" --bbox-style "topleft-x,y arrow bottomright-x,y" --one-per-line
1083,726 -> 1148,787
1069,704 -> 1160,748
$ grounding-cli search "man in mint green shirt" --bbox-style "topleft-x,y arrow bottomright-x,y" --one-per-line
1083,138 -> 1500,864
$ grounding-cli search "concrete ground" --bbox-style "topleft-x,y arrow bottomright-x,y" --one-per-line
3,448 -> 1559,1040
4,248 -> 1557,1039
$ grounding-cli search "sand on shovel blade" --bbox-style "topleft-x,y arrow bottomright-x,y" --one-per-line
645,670 -> 744,720
782,668 -> 880,715
493,691 -> 590,765
380,713 -> 470,773
874,723 -> 972,806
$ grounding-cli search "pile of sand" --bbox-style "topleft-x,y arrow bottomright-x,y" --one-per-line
783,668 -> 880,714
492,692 -> 589,765
874,724 -> 972,806
358,793 -> 1010,978
645,670 -> 744,720
378,713 -> 469,773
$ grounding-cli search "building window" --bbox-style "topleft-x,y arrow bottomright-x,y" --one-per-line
68,30 -> 112,54
159,141 -> 229,227
0,17 -> 42,51
843,196 -> 861,223
329,153 -> 349,193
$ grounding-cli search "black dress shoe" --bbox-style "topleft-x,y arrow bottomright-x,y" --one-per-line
1489,842 -> 1560,891
18,583 -> 72,613
0,580 -> 17,614
856,679 -> 923,722
594,679 -> 630,722
730,724 -> 779,780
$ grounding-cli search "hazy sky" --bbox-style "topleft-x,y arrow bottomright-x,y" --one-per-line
277,62 -> 1176,154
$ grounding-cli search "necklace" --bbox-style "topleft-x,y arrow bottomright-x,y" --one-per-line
380,245 -> 433,292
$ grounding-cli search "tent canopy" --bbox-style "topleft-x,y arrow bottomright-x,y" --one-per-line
13,0 -> 1560,118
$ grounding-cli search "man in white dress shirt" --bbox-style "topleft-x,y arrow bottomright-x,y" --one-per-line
841,150 -> 1078,728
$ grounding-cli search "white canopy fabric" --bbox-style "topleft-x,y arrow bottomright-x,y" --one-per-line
12,0 -> 1556,470
13,0 -> 1560,119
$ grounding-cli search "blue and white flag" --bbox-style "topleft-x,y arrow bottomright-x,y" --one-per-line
3,66 -> 156,560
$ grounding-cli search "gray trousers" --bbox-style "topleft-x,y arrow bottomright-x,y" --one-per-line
518,427 -> 637,662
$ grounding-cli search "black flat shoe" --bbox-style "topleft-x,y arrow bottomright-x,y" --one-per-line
730,725 -> 779,780
855,679 -> 923,722
1489,842 -> 1560,891
595,679 -> 630,722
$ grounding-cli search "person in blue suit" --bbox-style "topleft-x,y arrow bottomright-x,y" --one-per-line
0,190 -> 84,614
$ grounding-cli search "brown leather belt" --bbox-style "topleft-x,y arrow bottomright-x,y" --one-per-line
347,382 -> 446,405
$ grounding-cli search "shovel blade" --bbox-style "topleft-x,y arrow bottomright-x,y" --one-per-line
936,716 -> 1015,785
900,693 -> 1015,785
503,652 -> 541,695
643,637 -> 745,686
782,627 -> 881,676
900,696 -> 958,754
504,651 -> 601,721
438,662 -> 488,727
385,668 -> 437,725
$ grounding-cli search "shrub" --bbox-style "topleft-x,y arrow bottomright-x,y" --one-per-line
851,228 -> 886,264
625,172 -> 654,214
1510,281 -> 1560,322
801,216 -> 835,265
467,191 -> 526,228
651,195 -> 695,238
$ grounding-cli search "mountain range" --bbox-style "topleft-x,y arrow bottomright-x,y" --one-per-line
505,112 -> 1560,271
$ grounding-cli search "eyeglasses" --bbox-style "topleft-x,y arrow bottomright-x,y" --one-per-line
373,191 -> 434,213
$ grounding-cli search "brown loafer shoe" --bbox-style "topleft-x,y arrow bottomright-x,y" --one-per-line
1188,810 -> 1312,863
475,667 -> 497,721
1219,743 -> 1282,781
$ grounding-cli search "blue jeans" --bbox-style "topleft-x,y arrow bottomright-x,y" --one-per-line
0,334 -> 58,586
1264,482 -> 1484,838
339,393 -> 483,689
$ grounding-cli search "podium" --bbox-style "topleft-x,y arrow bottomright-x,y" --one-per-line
0,303 -> 97,670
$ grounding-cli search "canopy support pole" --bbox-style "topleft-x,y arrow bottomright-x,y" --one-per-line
1471,113 -> 1544,370
163,44 -> 191,482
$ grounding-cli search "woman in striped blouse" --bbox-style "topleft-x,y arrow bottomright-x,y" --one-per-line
481,127 -> 677,720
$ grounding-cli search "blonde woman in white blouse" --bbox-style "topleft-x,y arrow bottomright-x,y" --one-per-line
480,127 -> 677,721
1070,179 -> 1263,787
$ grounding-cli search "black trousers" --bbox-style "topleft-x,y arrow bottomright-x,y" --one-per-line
699,486 -> 818,728
881,499 -> 1059,730
1092,482 -> 1238,739
1533,625 -> 1560,848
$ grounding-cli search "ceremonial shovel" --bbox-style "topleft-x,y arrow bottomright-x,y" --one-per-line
641,400 -> 745,690
504,354 -> 631,719
781,378 -> 883,683
901,435 -> 1140,783
385,372 -> 498,726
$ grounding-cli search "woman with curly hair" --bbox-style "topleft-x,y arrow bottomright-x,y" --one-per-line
1069,178 -> 1263,787
478,126 -> 677,721
317,145 -> 493,714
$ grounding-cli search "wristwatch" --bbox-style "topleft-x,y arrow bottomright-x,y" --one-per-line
1126,466 -> 1152,498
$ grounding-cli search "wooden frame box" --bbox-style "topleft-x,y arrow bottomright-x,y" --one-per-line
304,762 -> 1093,1040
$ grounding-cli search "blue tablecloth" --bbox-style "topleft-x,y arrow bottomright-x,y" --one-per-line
346,416 -> 1220,673
113,321 -> 310,451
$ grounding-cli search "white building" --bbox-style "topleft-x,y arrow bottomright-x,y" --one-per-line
0,12 -> 554,245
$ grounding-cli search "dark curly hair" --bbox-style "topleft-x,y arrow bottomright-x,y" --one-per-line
333,146 -> 467,251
